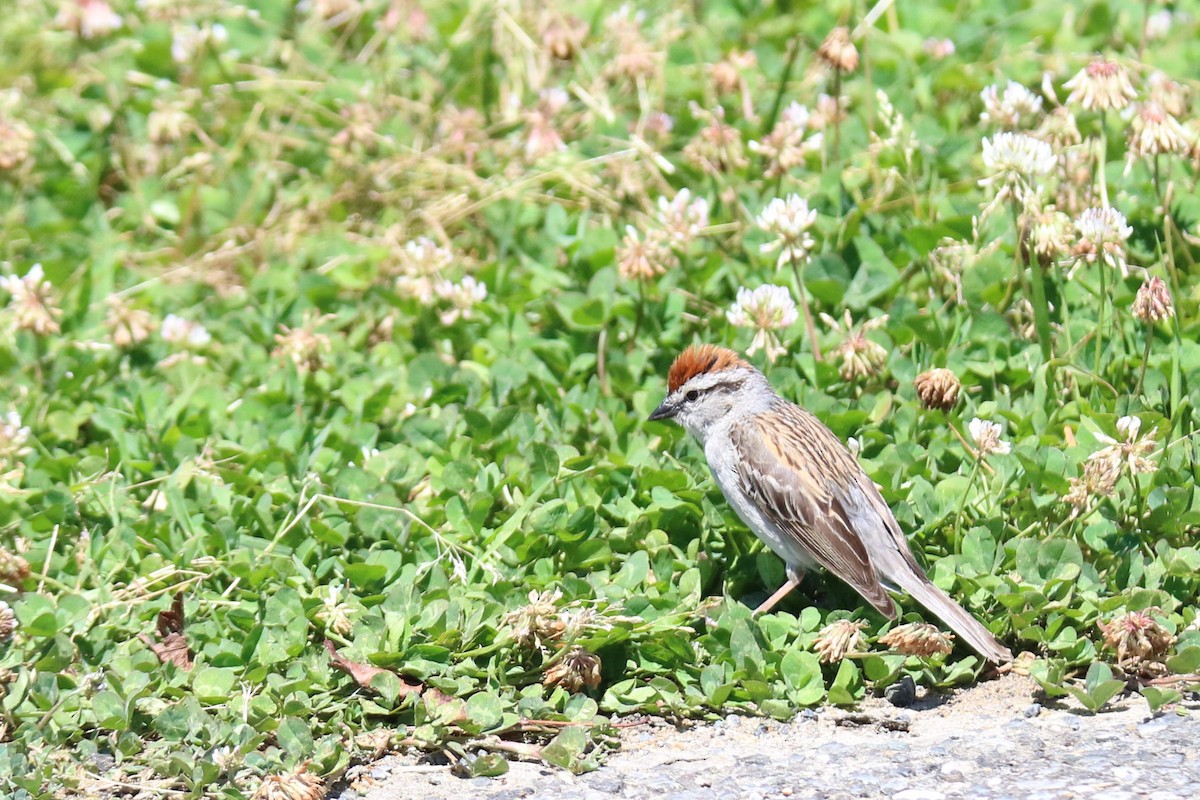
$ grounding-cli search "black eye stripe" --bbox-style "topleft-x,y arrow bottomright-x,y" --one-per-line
682,379 -> 744,402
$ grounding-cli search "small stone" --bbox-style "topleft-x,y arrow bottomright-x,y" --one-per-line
797,709 -> 819,722
369,768 -> 390,780
90,753 -> 116,773
1024,703 -> 1042,718
1051,714 -> 1081,730
940,761 -> 972,782
885,676 -> 917,708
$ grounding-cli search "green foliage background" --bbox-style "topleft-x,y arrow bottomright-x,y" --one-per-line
0,0 -> 1198,795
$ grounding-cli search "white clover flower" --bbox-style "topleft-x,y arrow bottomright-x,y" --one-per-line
980,81 -> 1044,128
615,226 -> 676,281
172,22 -> 228,64
395,236 -> 454,303
0,411 -> 30,462
780,101 -> 810,130
524,106 -> 566,162
809,93 -> 847,130
968,417 -> 1011,457
816,26 -> 858,73
160,314 -> 211,348
1070,206 -> 1134,276
1146,10 -> 1173,41
0,600 -> 14,639
748,103 -> 822,178
1146,72 -> 1188,117
1,264 -> 63,335
1063,58 -> 1137,112
1126,102 -> 1189,161
1132,275 -> 1174,324
923,38 -> 955,59
819,309 -> 890,382
682,104 -> 747,175
656,189 -> 710,246
1091,415 -> 1157,476
979,132 -> 1055,207
726,284 -> 798,362
757,195 -> 817,268
1029,206 -> 1073,260
56,0 -> 123,39
434,276 -> 487,325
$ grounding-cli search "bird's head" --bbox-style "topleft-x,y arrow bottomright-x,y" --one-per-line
648,344 -> 770,440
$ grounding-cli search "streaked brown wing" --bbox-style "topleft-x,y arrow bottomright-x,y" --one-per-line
731,407 -> 896,616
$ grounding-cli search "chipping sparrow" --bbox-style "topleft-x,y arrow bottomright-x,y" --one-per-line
649,344 -> 1012,663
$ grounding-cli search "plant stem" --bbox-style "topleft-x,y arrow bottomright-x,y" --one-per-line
831,69 -> 842,164
1139,0 -> 1151,59
953,454 -> 984,544
631,277 -> 646,346
1094,256 -> 1107,381
789,253 -> 822,362
1014,205 -> 1053,362
1135,331 -> 1153,398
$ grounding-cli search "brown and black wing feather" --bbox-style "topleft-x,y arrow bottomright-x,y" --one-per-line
730,406 -> 896,616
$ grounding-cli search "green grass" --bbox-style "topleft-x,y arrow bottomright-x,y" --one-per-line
1,0 -> 1199,795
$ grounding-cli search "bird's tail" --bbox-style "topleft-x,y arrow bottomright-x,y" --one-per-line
892,571 -> 1012,663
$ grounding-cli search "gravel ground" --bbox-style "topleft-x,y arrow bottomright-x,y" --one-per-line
350,675 -> 1198,800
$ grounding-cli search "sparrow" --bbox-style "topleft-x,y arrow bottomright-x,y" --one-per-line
648,344 -> 1012,663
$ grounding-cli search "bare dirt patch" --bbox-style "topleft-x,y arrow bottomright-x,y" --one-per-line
352,674 -> 1198,800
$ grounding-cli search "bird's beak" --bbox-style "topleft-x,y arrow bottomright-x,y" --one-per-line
648,398 -> 677,421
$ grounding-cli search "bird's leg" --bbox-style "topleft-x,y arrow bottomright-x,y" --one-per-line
753,568 -> 805,616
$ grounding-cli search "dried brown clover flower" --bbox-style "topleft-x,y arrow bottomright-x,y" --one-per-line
543,645 -> 602,692
913,368 -> 962,411
879,622 -> 955,658
813,619 -> 867,663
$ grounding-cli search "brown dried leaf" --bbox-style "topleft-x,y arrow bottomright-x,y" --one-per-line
140,593 -> 193,670
324,640 -> 421,696
145,631 -> 194,670
158,592 -> 185,637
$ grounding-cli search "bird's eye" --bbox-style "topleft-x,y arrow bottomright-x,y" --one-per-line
685,390 -> 699,402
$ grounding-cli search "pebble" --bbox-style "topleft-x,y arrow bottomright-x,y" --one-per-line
1023,703 -> 1042,718
885,676 -> 917,708
939,760 -> 973,781
90,753 -> 116,772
